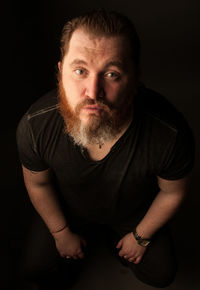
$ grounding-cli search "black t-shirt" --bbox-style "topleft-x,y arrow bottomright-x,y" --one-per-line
16,85 -> 195,234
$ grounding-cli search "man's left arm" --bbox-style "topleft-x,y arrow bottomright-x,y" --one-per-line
116,175 -> 190,264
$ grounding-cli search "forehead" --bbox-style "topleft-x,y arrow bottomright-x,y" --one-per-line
64,29 -> 131,65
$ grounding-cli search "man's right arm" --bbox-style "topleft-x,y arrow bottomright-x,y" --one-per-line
22,165 -> 86,259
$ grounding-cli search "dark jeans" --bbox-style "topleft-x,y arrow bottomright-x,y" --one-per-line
19,213 -> 177,289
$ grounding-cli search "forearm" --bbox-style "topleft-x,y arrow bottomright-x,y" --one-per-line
26,183 -> 69,234
136,189 -> 186,239
25,181 -> 87,260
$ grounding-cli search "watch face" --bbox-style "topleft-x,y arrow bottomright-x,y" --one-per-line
139,240 -> 151,247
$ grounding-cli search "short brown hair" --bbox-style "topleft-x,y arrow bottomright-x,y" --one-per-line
60,9 -> 141,72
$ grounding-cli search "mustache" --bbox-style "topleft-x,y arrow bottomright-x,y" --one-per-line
75,98 -> 113,114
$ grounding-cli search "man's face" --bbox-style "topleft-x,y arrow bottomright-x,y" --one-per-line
58,29 -> 138,146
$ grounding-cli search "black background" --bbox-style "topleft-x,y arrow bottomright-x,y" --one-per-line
6,0 -> 200,289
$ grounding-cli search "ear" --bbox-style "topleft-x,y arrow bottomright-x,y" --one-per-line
58,61 -> 62,72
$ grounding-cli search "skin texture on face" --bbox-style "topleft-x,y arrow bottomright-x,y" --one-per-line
58,29 -> 138,147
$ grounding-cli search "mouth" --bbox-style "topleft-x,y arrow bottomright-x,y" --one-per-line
83,105 -> 104,111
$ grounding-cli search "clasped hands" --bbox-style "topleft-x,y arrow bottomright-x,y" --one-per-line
53,228 -> 146,264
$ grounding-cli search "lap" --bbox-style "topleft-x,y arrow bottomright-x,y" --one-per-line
19,214 -> 177,288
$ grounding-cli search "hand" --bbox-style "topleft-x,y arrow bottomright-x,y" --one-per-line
52,227 -> 87,260
116,232 -> 147,264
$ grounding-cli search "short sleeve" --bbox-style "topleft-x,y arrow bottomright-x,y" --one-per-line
16,114 -> 49,171
158,118 -> 195,180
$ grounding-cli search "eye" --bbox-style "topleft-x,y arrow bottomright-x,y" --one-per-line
75,69 -> 85,75
105,71 -> 120,80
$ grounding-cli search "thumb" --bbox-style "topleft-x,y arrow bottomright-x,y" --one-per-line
116,239 -> 123,249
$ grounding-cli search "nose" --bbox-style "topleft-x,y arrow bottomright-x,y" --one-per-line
85,75 -> 105,100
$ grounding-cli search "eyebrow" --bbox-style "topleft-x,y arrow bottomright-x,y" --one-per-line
104,61 -> 124,70
70,59 -> 125,70
70,59 -> 88,67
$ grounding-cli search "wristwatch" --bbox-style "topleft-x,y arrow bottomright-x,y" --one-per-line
132,228 -> 151,247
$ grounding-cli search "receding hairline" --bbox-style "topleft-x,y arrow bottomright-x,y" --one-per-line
59,10 -> 141,72
62,27 -> 133,61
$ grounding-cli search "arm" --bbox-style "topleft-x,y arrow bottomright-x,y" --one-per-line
22,165 -> 86,259
22,165 -> 68,233
136,175 -> 190,239
116,175 -> 190,264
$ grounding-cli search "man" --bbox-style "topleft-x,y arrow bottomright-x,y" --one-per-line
17,10 -> 194,290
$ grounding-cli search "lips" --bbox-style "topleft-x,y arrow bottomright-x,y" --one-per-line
83,105 -> 104,110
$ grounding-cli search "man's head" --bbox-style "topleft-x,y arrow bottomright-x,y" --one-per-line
57,10 -> 141,147
60,10 -> 141,73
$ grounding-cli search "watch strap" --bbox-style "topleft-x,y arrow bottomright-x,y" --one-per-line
132,228 -> 151,247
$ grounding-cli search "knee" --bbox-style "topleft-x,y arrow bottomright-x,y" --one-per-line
133,263 -> 177,288
145,271 -> 176,288
18,255 -> 59,284
18,260 -> 45,283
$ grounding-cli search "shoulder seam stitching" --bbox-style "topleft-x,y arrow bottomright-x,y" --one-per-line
148,113 -> 178,133
27,104 -> 59,120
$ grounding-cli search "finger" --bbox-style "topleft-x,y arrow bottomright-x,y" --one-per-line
123,253 -> 133,259
65,255 -> 71,259
76,249 -> 85,259
118,250 -> 126,257
134,257 -> 142,264
124,255 -> 133,259
128,257 -> 135,263
116,240 -> 122,249
78,252 -> 85,259
72,255 -> 79,260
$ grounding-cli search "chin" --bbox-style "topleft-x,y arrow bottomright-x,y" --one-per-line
80,113 -> 101,126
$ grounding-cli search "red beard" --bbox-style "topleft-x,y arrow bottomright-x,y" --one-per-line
57,74 -> 133,147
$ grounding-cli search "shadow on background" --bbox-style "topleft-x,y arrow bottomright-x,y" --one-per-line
5,1 -> 200,289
